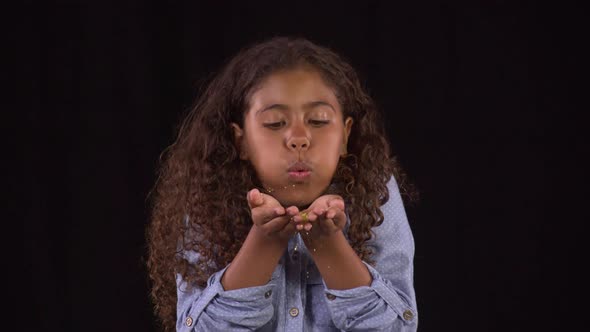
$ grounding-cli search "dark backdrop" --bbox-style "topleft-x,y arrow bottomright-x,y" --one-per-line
20,1 -> 579,331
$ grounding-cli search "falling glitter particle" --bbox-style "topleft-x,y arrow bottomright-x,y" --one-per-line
263,183 -> 298,194
259,183 -> 313,210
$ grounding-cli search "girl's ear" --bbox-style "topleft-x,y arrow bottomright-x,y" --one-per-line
230,122 -> 248,160
341,117 -> 354,156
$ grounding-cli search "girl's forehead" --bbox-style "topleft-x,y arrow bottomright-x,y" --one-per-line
249,68 -> 339,107
260,67 -> 328,88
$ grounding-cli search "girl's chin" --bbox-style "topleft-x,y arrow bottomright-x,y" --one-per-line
259,181 -> 328,208
283,199 -> 313,210
273,192 -> 315,209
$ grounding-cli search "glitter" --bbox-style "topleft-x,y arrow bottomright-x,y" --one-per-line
263,183 -> 297,194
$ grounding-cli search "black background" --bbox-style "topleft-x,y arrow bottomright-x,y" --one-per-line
19,1 -> 581,331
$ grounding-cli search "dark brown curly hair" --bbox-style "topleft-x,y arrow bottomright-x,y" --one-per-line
146,36 -> 420,331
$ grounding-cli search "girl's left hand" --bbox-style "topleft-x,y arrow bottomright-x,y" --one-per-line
292,194 -> 346,238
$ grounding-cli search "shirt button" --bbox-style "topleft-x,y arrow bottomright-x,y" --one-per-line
185,316 -> 193,327
264,290 -> 272,298
326,293 -> 336,301
289,307 -> 299,317
403,309 -> 414,320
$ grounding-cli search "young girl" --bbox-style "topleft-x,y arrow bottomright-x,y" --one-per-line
147,36 -> 420,331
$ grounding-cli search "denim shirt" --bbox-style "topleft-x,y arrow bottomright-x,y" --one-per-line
176,176 -> 418,331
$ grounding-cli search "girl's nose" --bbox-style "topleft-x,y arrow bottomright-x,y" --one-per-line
288,137 -> 310,151
287,124 -> 310,151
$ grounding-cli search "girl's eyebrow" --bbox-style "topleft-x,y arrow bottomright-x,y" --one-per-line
256,101 -> 335,115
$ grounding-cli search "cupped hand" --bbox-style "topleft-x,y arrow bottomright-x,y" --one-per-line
247,188 -> 300,242
292,194 -> 347,240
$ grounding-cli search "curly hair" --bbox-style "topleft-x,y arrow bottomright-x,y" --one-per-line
146,36 -> 420,331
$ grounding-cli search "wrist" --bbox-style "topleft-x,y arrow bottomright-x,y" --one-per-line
303,230 -> 372,289
221,224 -> 289,291
250,224 -> 290,249
301,230 -> 346,255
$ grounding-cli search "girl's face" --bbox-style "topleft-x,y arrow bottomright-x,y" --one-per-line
232,67 -> 353,208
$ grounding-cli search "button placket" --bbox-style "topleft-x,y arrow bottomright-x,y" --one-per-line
285,234 -> 304,329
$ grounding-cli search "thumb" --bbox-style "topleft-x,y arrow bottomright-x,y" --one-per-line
248,189 -> 264,208
327,197 -> 345,210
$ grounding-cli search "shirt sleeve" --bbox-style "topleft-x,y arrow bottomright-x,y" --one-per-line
322,175 -> 418,331
176,248 -> 280,331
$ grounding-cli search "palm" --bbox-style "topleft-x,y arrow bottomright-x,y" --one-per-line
294,194 -> 346,240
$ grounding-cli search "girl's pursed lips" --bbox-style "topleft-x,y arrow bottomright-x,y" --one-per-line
287,161 -> 312,172
287,170 -> 312,181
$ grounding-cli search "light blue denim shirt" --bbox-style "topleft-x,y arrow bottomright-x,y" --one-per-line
176,176 -> 417,331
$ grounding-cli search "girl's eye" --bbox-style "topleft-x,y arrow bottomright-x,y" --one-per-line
263,121 -> 285,129
310,120 -> 329,126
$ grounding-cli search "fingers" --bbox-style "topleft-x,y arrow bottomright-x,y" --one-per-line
247,188 -> 264,209
322,197 -> 346,230
251,205 -> 285,226
248,189 -> 283,226
296,206 -> 345,233
247,188 -> 301,239
315,207 -> 342,233
327,197 -> 345,210
325,207 -> 344,220
324,207 -> 346,230
292,211 -> 318,231
259,206 -> 299,236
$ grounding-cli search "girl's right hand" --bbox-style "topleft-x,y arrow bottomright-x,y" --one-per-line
247,188 -> 300,242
